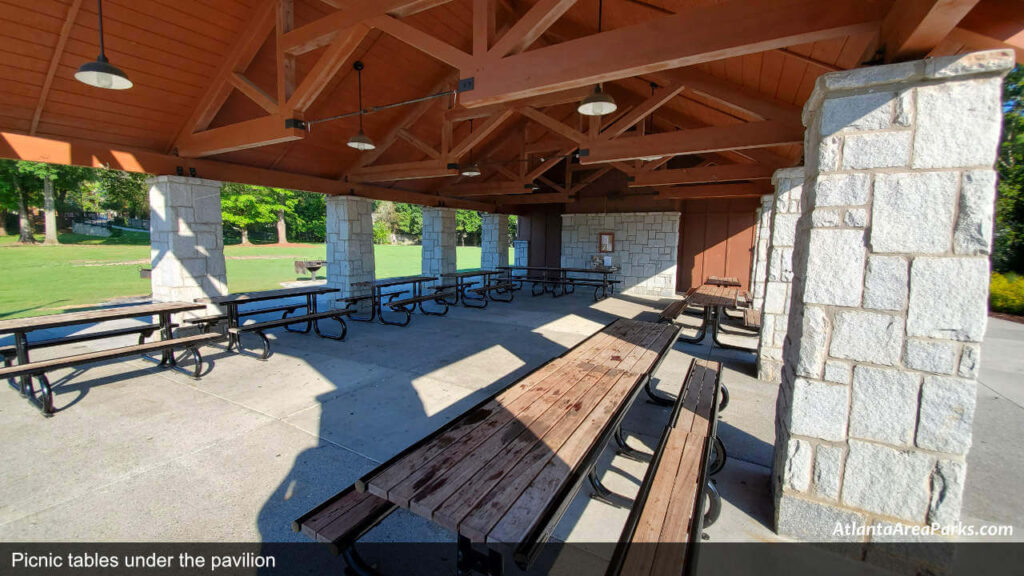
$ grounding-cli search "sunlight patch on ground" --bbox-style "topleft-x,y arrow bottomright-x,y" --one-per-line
532,314 -> 606,346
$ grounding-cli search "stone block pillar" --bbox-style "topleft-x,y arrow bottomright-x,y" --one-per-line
148,176 -> 227,312
750,194 -> 774,310
757,167 -> 804,383
773,51 -> 1012,543
326,196 -> 375,308
513,240 -> 529,267
422,206 -> 456,277
481,213 -> 509,269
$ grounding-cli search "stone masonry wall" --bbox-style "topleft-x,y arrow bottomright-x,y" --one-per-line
757,168 -> 804,383
513,240 -> 529,267
773,51 -> 1012,546
750,195 -> 775,310
422,206 -> 456,279
326,196 -> 375,309
561,212 -> 678,297
148,176 -> 227,314
481,213 -> 509,270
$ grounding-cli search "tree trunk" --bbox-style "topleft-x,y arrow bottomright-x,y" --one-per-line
0,208 -> 7,236
240,228 -> 250,245
17,189 -> 35,244
276,209 -> 287,245
42,176 -> 58,245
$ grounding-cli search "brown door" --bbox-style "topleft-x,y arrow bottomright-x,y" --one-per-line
676,198 -> 759,292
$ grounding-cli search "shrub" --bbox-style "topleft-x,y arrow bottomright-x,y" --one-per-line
991,272 -> 1024,316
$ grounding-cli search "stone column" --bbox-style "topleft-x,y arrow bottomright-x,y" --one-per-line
773,51 -> 1011,545
480,212 -> 509,269
750,194 -> 774,310
757,167 -> 804,383
513,240 -> 529,267
326,196 -> 375,308
148,176 -> 227,313
422,206 -> 456,277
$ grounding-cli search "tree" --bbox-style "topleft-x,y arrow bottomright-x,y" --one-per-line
455,209 -> 481,246
507,214 -> 518,244
0,160 -> 42,243
220,183 -> 288,244
393,202 -> 422,237
14,162 -> 91,244
996,67 -> 1024,273
285,192 -> 326,242
96,168 -> 149,219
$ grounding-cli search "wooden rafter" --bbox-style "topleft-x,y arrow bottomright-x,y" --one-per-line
32,0 -> 82,135
518,107 -> 588,145
881,0 -> 981,62
230,73 -> 278,114
487,0 -> 578,58
953,0 -> 1024,62
370,16 -> 474,70
348,160 -> 459,182
443,181 -> 531,196
277,0 -> 296,106
288,25 -> 371,113
570,166 -> 612,194
601,81 -> 686,139
398,129 -> 442,159
280,0 -> 455,55
358,73 -> 458,167
496,192 -> 571,205
474,0 -> 496,56
459,0 -> 886,107
526,145 -> 575,181
450,108 -> 517,159
630,163 -> 776,187
176,116 -> 305,158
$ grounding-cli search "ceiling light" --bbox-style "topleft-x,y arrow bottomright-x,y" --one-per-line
578,85 -> 617,117
638,155 -> 664,162
75,0 -> 132,90
460,162 -> 481,177
346,61 -> 375,151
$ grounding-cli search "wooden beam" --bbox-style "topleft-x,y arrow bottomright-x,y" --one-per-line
230,73 -> 279,114
537,175 -> 565,192
775,48 -> 842,72
881,0 -> 980,62
570,166 -> 612,194
288,25 -> 370,113
656,182 -> 769,199
956,0 -> 1024,61
443,181 -> 532,196
352,183 -> 495,210
579,121 -> 803,165
518,107 -> 588,145
648,68 -> 802,124
32,0 -> 82,135
496,192 -> 571,204
630,163 -> 776,187
526,145 -> 575,181
446,86 -> 591,122
277,0 -> 296,106
398,129 -> 441,159
450,108 -> 517,159
348,160 -> 459,182
487,0 -> 578,58
170,0 -> 276,151
176,116 -> 305,158
358,73 -> 458,167
460,0 -> 885,107
370,16 -> 474,70
281,0 -> 455,55
932,26 -> 1024,62
474,0 -> 496,56
601,82 -> 685,139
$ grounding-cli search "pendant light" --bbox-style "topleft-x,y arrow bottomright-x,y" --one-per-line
75,0 -> 132,90
578,0 -> 615,117
347,61 -> 376,151
637,82 -> 664,161
460,119 -> 481,176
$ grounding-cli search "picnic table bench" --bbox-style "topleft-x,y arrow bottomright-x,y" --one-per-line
498,266 -> 621,301
0,302 -> 221,416
195,286 -> 345,359
674,285 -> 755,352
295,318 -> 683,575
606,359 -> 725,576
346,276 -> 451,326
441,270 -> 515,308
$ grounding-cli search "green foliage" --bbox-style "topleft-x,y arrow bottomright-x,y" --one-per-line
991,272 -> 1024,315
508,214 -> 518,243
220,183 -> 292,238
373,219 -> 390,244
455,209 -> 481,244
394,202 -> 422,236
95,168 -> 148,219
996,67 -> 1024,273
285,191 -> 326,242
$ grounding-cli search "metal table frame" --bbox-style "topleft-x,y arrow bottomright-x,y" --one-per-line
199,286 -> 341,353
348,276 -> 442,326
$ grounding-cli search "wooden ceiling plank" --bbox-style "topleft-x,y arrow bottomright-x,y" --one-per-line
369,15 -> 474,70
656,182 -> 769,199
281,0 -> 455,55
230,72 -> 278,114
31,0 -> 82,135
460,0 -> 885,107
579,120 -> 803,165
630,163 -> 776,187
775,48 -> 842,72
288,24 -> 370,114
881,0 -> 981,62
652,68 -> 803,124
487,0 -> 578,58
933,26 -> 1024,62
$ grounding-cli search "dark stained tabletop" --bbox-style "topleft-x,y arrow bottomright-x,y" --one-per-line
441,269 -> 502,278
351,275 -> 437,290
689,284 -> 741,308
0,302 -> 207,334
706,276 -> 741,287
196,285 -> 339,305
497,265 -> 619,274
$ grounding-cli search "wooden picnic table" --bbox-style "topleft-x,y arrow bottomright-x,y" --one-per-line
354,318 -> 679,567
0,301 -> 207,411
498,265 -> 620,300
680,284 -> 753,351
348,275 -> 439,325
706,275 -> 741,287
196,285 -> 340,352
440,269 -> 506,307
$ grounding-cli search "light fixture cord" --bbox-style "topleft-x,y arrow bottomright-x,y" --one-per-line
468,119 -> 474,163
97,0 -> 106,58
597,0 -> 603,33
357,66 -> 364,131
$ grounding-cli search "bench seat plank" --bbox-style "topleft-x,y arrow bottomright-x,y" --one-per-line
299,487 -> 394,545
0,333 -> 222,378
386,292 -> 455,308
228,309 -> 353,334
743,308 -> 762,329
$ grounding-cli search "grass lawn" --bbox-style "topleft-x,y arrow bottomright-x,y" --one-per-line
0,232 -> 508,319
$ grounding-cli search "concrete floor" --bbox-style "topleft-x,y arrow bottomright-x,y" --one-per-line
0,292 -> 1021,568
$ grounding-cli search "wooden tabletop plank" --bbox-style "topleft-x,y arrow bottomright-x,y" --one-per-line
197,286 -> 339,305
456,322 -> 665,541
427,325 -> 655,532
441,270 -> 501,278
365,330 -> 623,501
0,302 -> 207,334
485,323 -> 677,546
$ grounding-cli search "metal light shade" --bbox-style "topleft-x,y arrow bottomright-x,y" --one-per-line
347,130 -> 376,151
578,85 -> 617,116
637,155 -> 664,162
460,162 -> 482,177
75,55 -> 132,90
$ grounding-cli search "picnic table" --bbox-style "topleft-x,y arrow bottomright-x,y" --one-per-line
196,285 -> 343,359
706,276 -> 741,287
498,265 -> 620,300
678,284 -> 752,350
347,275 -> 447,326
440,269 -> 512,307
0,301 -> 214,414
295,318 -> 680,574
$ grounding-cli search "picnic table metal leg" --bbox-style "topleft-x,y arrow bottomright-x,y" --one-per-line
614,423 -> 652,462
457,535 -> 504,576
677,307 -> 710,344
285,295 -> 313,334
158,312 -> 177,367
709,435 -> 727,475
341,545 -> 385,576
33,373 -> 54,415
711,307 -> 757,351
15,331 -> 30,397
226,305 -> 241,352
